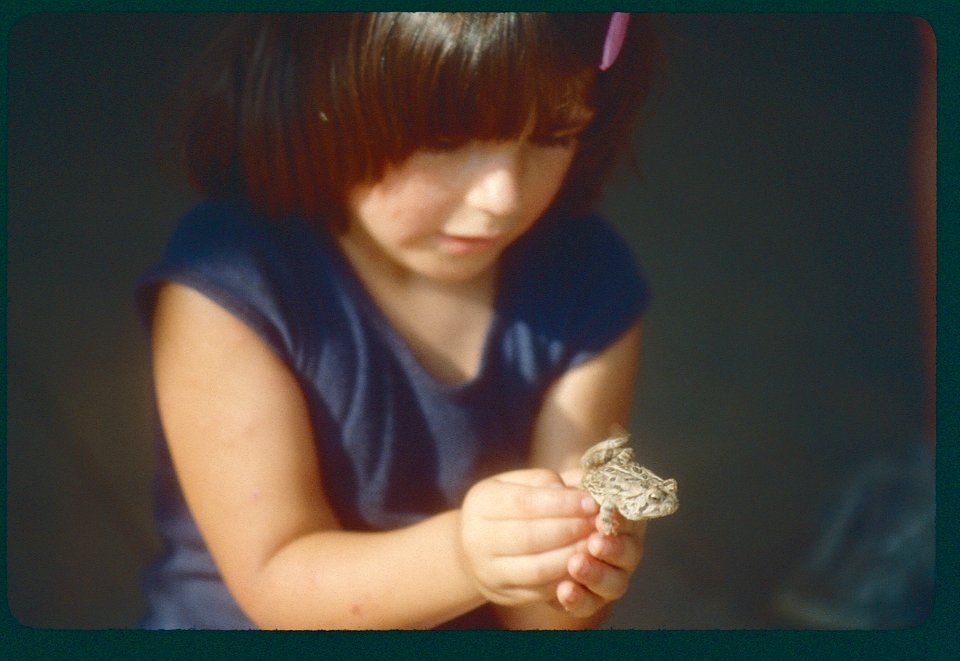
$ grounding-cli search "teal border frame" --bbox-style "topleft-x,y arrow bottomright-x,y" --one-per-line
2,3 -> 956,658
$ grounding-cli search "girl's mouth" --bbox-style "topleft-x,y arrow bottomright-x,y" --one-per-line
437,234 -> 501,254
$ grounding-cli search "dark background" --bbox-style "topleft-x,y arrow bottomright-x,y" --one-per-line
7,14 -> 929,628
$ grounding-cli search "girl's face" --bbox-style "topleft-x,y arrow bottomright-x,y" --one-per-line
340,118 -> 591,285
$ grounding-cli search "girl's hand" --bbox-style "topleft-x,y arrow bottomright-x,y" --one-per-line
548,467 -> 647,618
458,468 -> 599,607
555,518 -> 647,617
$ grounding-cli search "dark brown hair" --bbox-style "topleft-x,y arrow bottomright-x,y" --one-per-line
176,13 -> 661,226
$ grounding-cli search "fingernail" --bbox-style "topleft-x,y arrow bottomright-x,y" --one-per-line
582,495 -> 598,512
571,553 -> 587,575
589,533 -> 607,555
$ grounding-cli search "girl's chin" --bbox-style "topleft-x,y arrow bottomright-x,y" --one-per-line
407,252 -> 501,285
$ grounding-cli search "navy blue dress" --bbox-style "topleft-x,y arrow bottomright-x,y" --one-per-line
136,198 -> 650,628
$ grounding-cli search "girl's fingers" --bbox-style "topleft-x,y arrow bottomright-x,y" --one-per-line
556,577 -> 604,617
562,527 -> 647,606
486,516 -> 597,556
559,467 -> 583,487
498,543 -> 582,585
588,523 -> 646,571
494,468 -> 566,487
471,470 -> 598,521
567,549 -> 630,602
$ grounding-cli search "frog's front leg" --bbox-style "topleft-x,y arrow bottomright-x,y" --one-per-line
597,499 -> 619,536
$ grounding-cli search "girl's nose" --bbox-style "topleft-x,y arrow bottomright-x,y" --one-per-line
464,147 -> 522,218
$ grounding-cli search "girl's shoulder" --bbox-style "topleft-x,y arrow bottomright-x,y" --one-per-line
503,212 -> 650,359
509,212 -> 642,292
137,197 -> 336,346
168,197 -> 280,253
161,197 -> 331,274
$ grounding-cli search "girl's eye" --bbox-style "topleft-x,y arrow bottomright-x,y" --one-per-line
424,145 -> 457,154
424,138 -> 466,153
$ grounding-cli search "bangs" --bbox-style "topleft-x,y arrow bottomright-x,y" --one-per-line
352,13 -> 608,161
179,13 -> 661,224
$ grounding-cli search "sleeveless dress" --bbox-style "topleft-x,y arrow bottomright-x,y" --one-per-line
135,197 -> 650,628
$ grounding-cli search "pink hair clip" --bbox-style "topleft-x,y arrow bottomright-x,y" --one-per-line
599,12 -> 630,71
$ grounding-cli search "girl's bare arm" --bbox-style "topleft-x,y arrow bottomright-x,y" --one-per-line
150,282 -> 595,629
492,320 -> 644,629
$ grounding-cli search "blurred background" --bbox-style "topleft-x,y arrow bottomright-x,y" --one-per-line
7,14 -> 933,628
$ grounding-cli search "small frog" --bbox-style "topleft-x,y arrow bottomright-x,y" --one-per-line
579,428 -> 678,535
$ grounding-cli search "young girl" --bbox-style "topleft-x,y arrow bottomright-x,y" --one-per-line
137,12 -> 661,629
